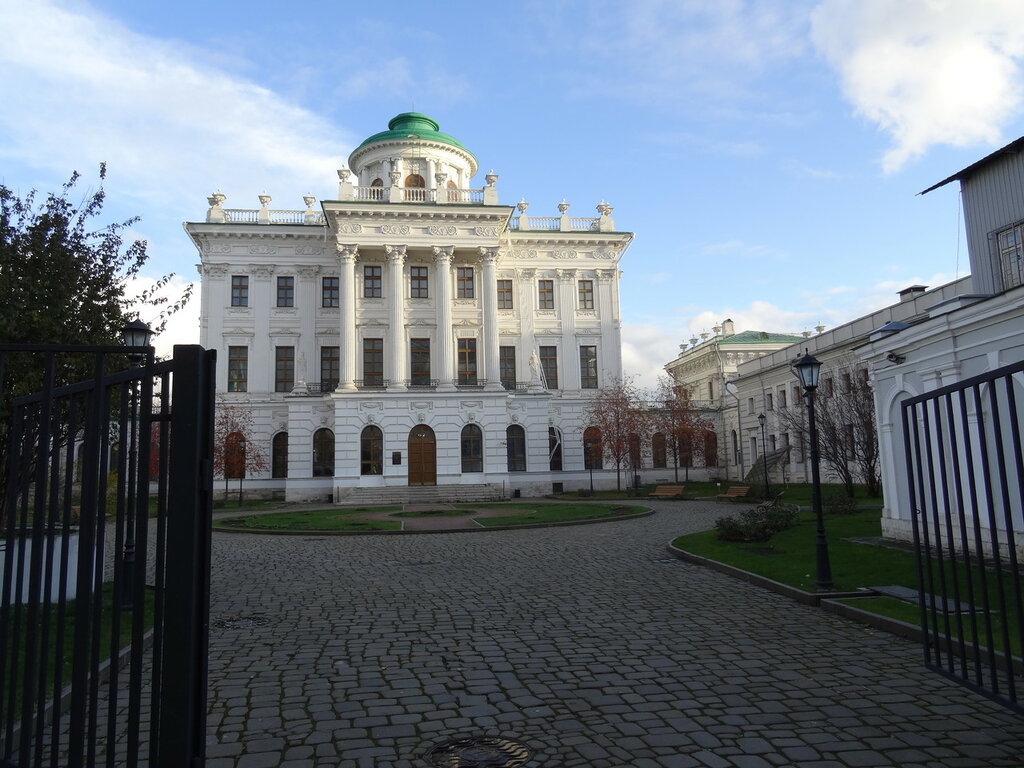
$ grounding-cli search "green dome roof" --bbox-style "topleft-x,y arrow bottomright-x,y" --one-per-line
354,113 -> 475,159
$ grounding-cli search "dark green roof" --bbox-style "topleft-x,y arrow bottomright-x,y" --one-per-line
718,330 -> 804,345
355,113 -> 475,159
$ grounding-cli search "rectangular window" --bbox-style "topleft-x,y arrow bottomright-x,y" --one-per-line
322,276 -> 339,308
997,221 -> 1024,289
823,377 -> 834,397
410,266 -> 429,298
769,434 -> 777,452
579,345 -> 598,389
750,437 -> 758,461
500,346 -> 516,390
320,346 -> 339,390
231,275 -> 249,307
364,266 -> 382,298
457,267 -> 475,298
457,338 -> 477,385
747,397 -> 755,415
779,388 -> 787,409
227,346 -> 248,392
846,424 -> 856,457
276,276 -> 295,307
793,385 -> 803,407
797,431 -> 805,462
275,346 -> 295,392
578,279 -> 594,309
410,338 -> 431,385
708,381 -> 714,400
538,280 -> 554,309
766,392 -> 774,411
539,346 -> 558,389
363,338 -> 383,386
497,279 -> 513,309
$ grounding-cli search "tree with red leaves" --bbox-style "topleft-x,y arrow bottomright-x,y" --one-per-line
583,377 -> 649,491
652,377 -> 712,483
212,399 -> 267,503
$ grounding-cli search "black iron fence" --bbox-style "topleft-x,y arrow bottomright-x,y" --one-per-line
0,344 -> 215,766
901,358 -> 1024,712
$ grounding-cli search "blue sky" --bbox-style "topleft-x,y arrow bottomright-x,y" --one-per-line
2,0 -> 1024,387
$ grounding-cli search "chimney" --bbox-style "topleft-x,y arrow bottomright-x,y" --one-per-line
899,285 -> 928,302
721,319 -> 735,336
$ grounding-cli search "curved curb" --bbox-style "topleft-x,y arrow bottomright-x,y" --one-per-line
212,505 -> 655,536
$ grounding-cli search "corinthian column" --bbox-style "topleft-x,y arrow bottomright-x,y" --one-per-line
385,244 -> 407,390
337,244 -> 358,391
480,247 -> 502,391
433,246 -> 455,391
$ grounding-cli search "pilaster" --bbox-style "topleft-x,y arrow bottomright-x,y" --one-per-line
480,247 -> 503,391
337,244 -> 358,391
385,244 -> 408,390
433,246 -> 455,391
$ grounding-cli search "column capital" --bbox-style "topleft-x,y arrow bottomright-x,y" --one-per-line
478,246 -> 500,266
432,245 -> 454,264
336,243 -> 359,263
384,244 -> 407,263
555,268 -> 577,282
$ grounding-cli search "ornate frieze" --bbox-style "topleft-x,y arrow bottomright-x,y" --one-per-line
474,226 -> 499,237
551,248 -> 578,260
248,245 -> 278,255
336,223 -> 363,234
380,224 -> 410,235
202,262 -> 229,278
428,225 -> 458,237
297,265 -> 321,278
295,245 -> 324,256
251,264 -> 275,280
511,249 -> 537,259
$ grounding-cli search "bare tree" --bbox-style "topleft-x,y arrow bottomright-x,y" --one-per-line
584,377 -> 649,491
652,377 -> 712,482
779,359 -> 880,497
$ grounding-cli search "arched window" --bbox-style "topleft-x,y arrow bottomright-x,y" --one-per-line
628,434 -> 642,470
652,433 -> 667,469
370,177 -> 384,200
548,427 -> 563,472
225,431 -> 245,479
506,425 -> 526,472
312,428 -> 334,477
703,430 -> 718,467
360,425 -> 383,475
461,424 -> 483,473
446,178 -> 459,202
404,174 -> 426,201
583,427 -> 602,470
678,432 -> 693,467
272,432 -> 288,478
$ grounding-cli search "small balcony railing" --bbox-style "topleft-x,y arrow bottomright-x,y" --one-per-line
502,381 -> 529,391
406,378 -> 439,389
455,378 -> 487,390
306,381 -> 338,394
355,378 -> 389,391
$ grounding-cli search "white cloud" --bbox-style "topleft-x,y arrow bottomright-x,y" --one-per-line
811,0 -> 1024,172
0,0 -> 347,209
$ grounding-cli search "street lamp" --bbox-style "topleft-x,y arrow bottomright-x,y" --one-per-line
237,436 -> 246,506
119,319 -> 154,610
757,412 -> 770,499
792,349 -> 834,591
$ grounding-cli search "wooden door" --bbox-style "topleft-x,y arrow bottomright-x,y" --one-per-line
408,426 -> 436,486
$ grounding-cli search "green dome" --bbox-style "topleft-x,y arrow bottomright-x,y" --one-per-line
354,113 -> 475,158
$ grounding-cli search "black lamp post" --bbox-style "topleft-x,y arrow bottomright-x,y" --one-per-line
757,412 -> 770,499
119,319 -> 154,610
792,350 -> 834,591
237,436 -> 246,506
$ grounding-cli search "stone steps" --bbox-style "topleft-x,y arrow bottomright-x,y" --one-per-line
337,483 -> 507,506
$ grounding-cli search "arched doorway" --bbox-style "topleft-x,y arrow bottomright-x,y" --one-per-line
408,425 -> 437,486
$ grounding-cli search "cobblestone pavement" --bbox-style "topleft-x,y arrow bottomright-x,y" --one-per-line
205,501 -> 1024,768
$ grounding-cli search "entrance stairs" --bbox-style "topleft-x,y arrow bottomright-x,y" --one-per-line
337,483 -> 507,506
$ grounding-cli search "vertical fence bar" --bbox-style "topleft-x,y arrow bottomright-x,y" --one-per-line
1001,373 -> 1024,671
148,374 -> 171,765
158,346 -> 214,767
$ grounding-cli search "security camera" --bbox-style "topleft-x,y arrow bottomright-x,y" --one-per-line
886,352 -> 906,364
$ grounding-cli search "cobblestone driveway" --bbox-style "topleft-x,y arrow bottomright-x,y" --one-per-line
205,502 -> 1024,767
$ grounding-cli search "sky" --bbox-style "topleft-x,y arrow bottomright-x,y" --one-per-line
2,0 -> 1024,389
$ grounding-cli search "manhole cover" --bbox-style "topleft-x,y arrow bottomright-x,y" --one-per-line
213,615 -> 270,630
427,737 -> 532,768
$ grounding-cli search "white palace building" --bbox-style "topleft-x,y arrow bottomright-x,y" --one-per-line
188,113 -> 633,501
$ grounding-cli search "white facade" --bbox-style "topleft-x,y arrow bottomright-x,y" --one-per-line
858,137 -> 1024,554
187,113 -> 633,501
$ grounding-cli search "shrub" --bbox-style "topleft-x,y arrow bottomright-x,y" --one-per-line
824,493 -> 858,515
714,499 -> 798,542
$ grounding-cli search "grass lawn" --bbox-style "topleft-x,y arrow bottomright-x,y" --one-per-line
4,582 -> 156,713
215,506 -> 402,532
459,502 -> 646,527
557,482 -> 882,507
392,509 -> 470,518
675,509 -> 1024,656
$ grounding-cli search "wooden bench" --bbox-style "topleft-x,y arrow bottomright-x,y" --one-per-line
649,485 -> 685,498
717,485 -> 751,501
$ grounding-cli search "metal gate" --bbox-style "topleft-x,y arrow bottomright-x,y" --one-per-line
901,358 -> 1024,712
0,344 -> 215,766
